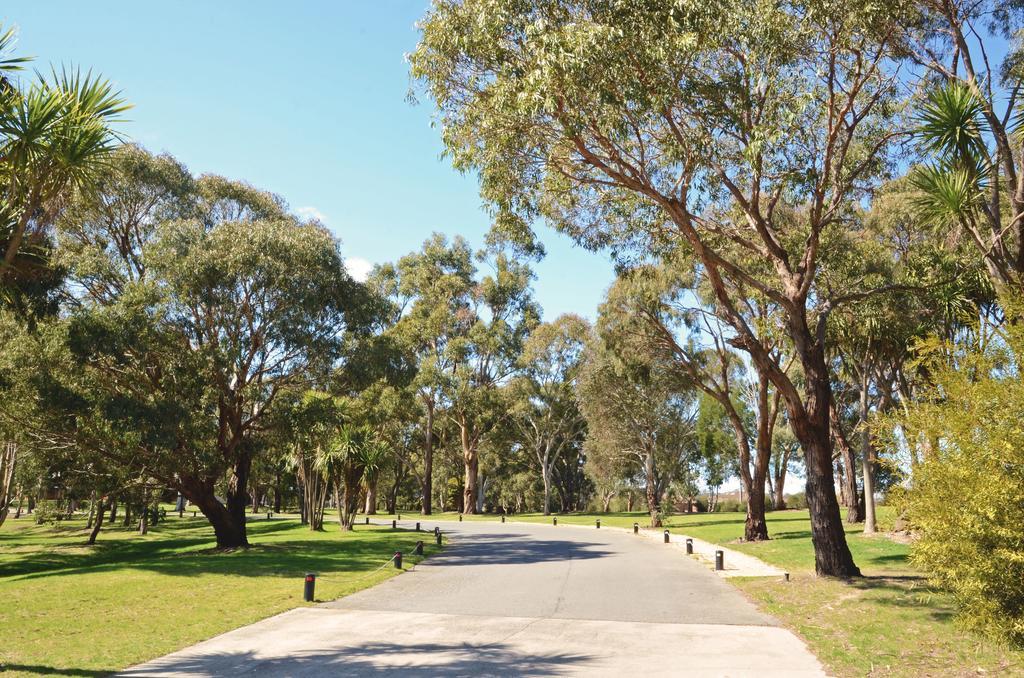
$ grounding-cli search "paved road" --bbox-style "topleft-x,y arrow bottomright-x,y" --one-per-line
122,520 -> 825,677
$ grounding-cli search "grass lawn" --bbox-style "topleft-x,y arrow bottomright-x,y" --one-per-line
0,512 -> 441,677
409,508 -> 1024,677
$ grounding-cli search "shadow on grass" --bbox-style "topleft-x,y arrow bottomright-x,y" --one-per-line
119,643 -> 593,677
0,664 -> 111,677
844,574 -> 955,622
0,519 -> 433,583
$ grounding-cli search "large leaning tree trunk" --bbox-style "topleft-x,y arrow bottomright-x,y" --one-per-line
421,397 -> 434,515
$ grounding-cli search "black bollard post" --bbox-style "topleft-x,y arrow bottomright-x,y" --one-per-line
459,514 -> 463,522
414,540 -> 424,555
392,519 -> 397,529
303,573 -> 316,602
416,522 -> 421,532
394,551 -> 403,569
366,517 -> 370,524
267,512 -> 271,520
663,529 -> 670,543
501,515 -> 505,523
553,517 -> 557,526
435,531 -> 442,546
783,572 -> 790,582
179,509 -> 184,519
633,522 -> 639,534
686,538 -> 693,555
397,513 -> 401,521
192,510 -> 196,518
596,519 -> 601,529
715,550 -> 724,571
434,526 -> 440,537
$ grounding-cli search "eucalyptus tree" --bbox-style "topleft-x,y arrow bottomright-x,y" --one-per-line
411,0 -> 912,574
598,264 -> 784,541
0,25 -> 129,300
48,147 -> 368,548
445,251 -> 539,512
511,313 -> 589,515
579,334 -> 698,527
371,234 -> 475,514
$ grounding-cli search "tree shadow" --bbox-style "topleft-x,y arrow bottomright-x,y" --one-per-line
0,664 -> 111,677
1,520 -> 438,584
119,642 -> 593,677
844,574 -> 955,622
428,532 -> 610,566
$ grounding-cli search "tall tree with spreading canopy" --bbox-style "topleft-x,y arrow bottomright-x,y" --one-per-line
411,0 -> 912,575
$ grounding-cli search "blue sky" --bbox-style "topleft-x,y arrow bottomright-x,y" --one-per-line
3,1 -> 616,320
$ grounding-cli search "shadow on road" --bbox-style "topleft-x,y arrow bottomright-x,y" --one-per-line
119,642 -> 593,677
434,532 -> 611,566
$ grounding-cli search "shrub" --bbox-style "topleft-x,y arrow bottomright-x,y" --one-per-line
887,322 -> 1024,647
32,500 -> 62,525
715,499 -> 745,513
785,492 -> 807,510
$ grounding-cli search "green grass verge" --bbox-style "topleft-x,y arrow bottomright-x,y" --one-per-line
0,513 -> 441,677
412,508 -> 1024,677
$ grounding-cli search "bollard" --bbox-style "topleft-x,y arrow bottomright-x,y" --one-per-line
304,573 -> 316,602
366,517 -> 370,524
715,550 -> 724,571
501,515 -> 505,523
416,522 -> 421,532
553,517 -> 557,525
459,514 -> 463,522
394,551 -> 403,569
414,540 -> 424,556
596,519 -> 601,529
686,538 -> 693,555
633,522 -> 639,534
783,572 -> 790,582
392,519 -> 397,529
436,531 -> 442,546
434,526 -> 440,537
397,513 -> 401,521
192,510 -> 196,518
664,529 -> 670,543
267,512 -> 271,520
179,509 -> 184,519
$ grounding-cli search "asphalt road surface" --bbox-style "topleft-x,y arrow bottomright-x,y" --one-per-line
121,519 -> 825,677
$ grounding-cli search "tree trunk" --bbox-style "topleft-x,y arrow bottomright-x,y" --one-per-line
225,448 -> 252,544
422,399 -> 434,515
644,450 -> 662,527
273,471 -> 282,513
859,371 -> 877,534
87,497 -> 110,545
830,400 -> 862,523
365,477 -> 378,515
782,332 -> 860,577
0,441 -> 17,528
541,465 -> 552,516
461,423 -> 479,514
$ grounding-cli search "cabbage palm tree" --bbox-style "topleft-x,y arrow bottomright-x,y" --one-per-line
0,24 -> 129,301
912,81 -> 1023,290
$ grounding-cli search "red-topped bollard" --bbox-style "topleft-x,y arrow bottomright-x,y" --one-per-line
304,573 -> 316,602
394,551 -> 403,569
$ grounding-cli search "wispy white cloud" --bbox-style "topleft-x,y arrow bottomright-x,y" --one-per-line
345,257 -> 374,282
296,206 -> 328,223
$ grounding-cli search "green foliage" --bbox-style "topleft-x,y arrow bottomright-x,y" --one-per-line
890,312 -> 1024,646
31,500 -> 62,525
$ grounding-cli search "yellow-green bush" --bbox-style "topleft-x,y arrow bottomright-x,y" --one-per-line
893,327 -> 1024,646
